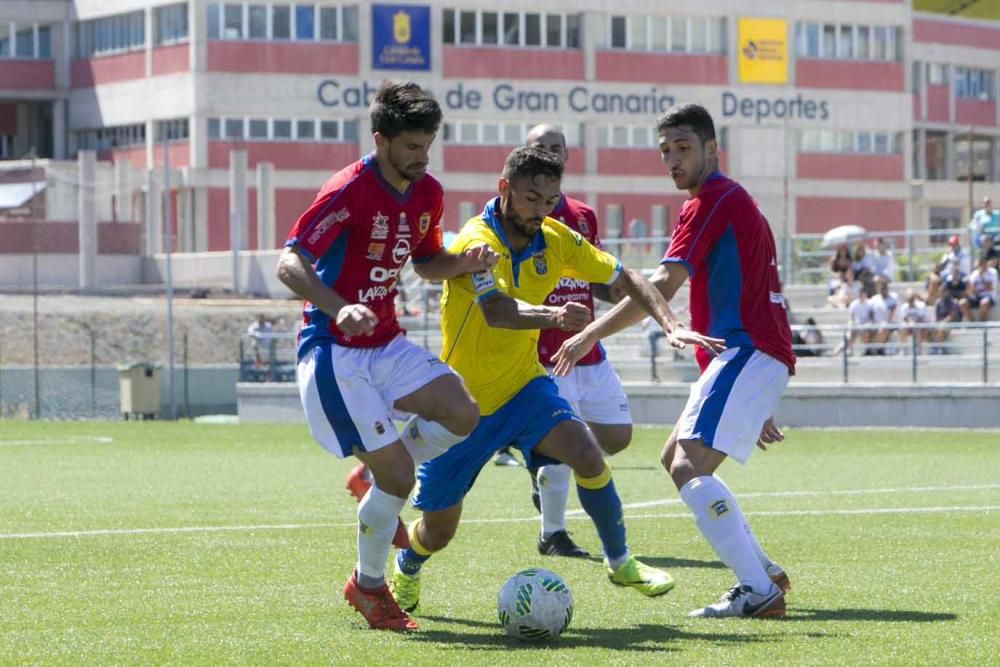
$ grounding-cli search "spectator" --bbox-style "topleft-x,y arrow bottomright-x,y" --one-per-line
933,291 -> 963,352
836,289 -> 873,356
926,236 -> 972,305
827,269 -> 862,309
642,315 -> 667,381
868,237 -> 896,283
850,240 -> 875,295
868,276 -> 899,354
979,233 -> 999,269
827,245 -> 852,295
970,196 -> 999,248
627,217 -> 649,255
898,289 -> 931,353
966,255 -> 998,322
246,313 -> 274,367
792,317 -> 824,357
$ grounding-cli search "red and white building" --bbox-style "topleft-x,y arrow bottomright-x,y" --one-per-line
0,0 -> 998,269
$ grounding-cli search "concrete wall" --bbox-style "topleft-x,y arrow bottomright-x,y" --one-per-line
0,365 -> 238,419
142,249 -> 292,297
237,381 -> 1000,429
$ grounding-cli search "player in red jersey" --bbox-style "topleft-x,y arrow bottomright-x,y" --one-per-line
519,125 -> 634,559
553,104 -> 795,619
276,81 -> 496,632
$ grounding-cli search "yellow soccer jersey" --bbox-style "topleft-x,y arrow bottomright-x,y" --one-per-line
440,197 -> 622,415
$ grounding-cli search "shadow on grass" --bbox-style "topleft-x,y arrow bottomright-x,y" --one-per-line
789,608 -> 958,623
626,555 -> 727,571
412,616 -> 829,652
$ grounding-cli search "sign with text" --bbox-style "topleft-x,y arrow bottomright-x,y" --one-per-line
372,4 -> 431,71
737,18 -> 788,85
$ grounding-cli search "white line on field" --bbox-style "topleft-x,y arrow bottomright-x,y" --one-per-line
0,436 -> 114,447
1,504 -> 996,541
570,482 -> 1000,514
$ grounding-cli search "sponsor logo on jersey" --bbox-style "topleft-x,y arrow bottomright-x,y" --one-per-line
555,277 -> 589,290
532,252 -> 548,275
471,270 -> 496,294
307,207 -> 350,244
367,242 -> 385,261
569,230 -> 584,246
398,212 -> 410,236
370,266 -> 400,283
419,212 -> 431,235
392,237 -> 411,264
371,212 -> 389,240
358,285 -> 390,303
769,291 -> 785,305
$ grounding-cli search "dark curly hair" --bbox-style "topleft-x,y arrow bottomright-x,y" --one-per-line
501,146 -> 564,183
369,81 -> 442,138
656,103 -> 716,145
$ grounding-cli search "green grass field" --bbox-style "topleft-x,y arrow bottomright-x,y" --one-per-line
915,0 -> 1000,20
1,422 -> 998,665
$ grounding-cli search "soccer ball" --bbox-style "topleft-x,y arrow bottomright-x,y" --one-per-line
496,568 -> 573,641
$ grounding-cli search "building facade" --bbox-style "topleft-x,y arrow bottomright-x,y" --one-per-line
1,0 -> 998,257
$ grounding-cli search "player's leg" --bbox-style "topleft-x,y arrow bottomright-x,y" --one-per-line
667,347 -> 789,618
533,369 -> 587,558
525,382 -> 674,597
391,502 -> 464,613
297,343 -> 417,631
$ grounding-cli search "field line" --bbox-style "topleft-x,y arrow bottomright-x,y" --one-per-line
1,504 -> 996,540
0,436 -> 114,447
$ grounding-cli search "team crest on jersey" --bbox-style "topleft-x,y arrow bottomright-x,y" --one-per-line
419,212 -> 431,235
578,218 -> 589,235
371,212 -> 389,240
398,212 -> 410,236
367,242 -> 385,261
532,251 -> 548,275
569,230 -> 584,246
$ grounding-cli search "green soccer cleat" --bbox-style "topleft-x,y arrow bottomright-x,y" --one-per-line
390,561 -> 422,613
606,556 -> 676,597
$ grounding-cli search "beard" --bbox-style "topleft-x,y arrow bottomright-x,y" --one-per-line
387,150 -> 427,183
501,199 -> 542,239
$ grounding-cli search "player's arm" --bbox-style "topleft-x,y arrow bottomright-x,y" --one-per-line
591,282 -> 623,304
275,246 -> 376,336
412,245 -> 498,282
478,291 -> 590,331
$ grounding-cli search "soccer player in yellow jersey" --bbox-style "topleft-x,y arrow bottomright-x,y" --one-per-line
390,146 -> 725,610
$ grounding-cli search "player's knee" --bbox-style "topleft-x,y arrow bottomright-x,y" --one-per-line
420,518 -> 458,551
668,458 -> 697,491
445,398 -> 479,437
370,462 -> 416,498
599,426 -> 632,456
568,442 -> 606,478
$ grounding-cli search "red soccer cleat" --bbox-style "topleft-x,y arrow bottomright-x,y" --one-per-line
343,571 -> 419,632
345,464 -> 410,550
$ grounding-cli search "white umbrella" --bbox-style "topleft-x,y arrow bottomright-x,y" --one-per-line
822,225 -> 867,248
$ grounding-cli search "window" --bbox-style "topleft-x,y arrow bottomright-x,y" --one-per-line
460,11 -> 476,44
248,119 -> 268,139
272,119 -> 291,139
525,13 -> 541,46
295,5 -> 315,40
482,12 -> 498,45
320,120 -> 339,140
630,16 -> 647,51
611,16 -> 626,49
837,25 -> 852,59
77,11 -> 145,57
223,3 -> 243,39
75,123 -> 146,151
797,22 -> 899,62
272,5 -> 291,39
297,120 -> 315,139
207,3 -> 220,39
670,17 -> 687,51
503,13 -> 519,46
224,118 -> 244,139
248,6 -> 267,39
155,118 -> 190,141
800,129 -> 902,155
955,67 -> 995,101
15,28 -> 33,58
651,17 -> 667,51
342,6 -> 357,41
208,118 -> 221,139
155,4 -> 189,45
690,17 -> 707,53
928,63 -> 947,85
319,7 -> 338,40
855,26 -> 869,60
343,120 -> 358,142
566,15 -> 580,48
546,14 -> 562,48
608,15 -> 726,53
38,26 -> 51,58
444,120 -> 581,147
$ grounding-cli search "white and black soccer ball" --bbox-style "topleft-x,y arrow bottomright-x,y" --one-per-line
497,568 -> 573,641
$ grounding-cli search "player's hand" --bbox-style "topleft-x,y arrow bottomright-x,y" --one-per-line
459,244 -> 498,273
551,330 -> 598,377
554,302 -> 592,332
666,327 -> 727,355
756,417 -> 784,451
336,304 -> 378,337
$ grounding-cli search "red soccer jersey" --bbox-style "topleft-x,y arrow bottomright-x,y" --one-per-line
537,194 -> 606,367
662,173 -> 795,374
285,153 -> 443,351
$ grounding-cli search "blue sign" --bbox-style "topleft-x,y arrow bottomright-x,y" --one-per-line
372,4 -> 431,71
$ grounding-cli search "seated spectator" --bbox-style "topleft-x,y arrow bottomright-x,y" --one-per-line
933,291 -> 963,352
851,240 -> 875,296
966,255 -> 998,322
827,269 -> 862,309
868,237 -> 896,283
868,276 -> 899,354
835,289 -> 874,356
246,314 -> 274,367
828,245 -> 852,293
792,317 -> 825,357
898,289 -> 931,353
979,233 -> 1000,269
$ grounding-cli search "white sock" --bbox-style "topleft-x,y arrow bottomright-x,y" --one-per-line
356,485 -> 407,583
399,416 -> 467,464
538,464 -> 572,538
680,476 -> 772,594
714,474 -> 772,568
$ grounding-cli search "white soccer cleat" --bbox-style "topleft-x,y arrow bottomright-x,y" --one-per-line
689,583 -> 786,618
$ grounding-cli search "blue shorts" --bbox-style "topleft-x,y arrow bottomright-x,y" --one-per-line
412,376 -> 578,512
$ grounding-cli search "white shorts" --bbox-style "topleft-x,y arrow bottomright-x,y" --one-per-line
676,347 -> 789,465
296,334 -> 455,458
549,359 -> 631,425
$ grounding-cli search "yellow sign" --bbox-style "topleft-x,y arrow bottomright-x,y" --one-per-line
393,10 -> 411,44
737,18 -> 788,85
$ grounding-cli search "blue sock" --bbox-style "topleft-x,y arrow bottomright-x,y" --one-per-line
396,547 -> 431,575
575,464 -> 627,561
